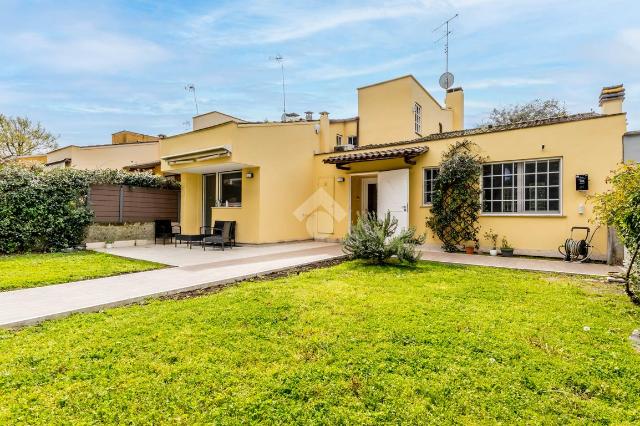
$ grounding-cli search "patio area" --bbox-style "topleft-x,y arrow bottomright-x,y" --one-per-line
95,240 -> 341,267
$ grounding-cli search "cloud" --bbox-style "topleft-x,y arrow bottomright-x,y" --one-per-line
183,0 -> 433,46
463,77 -> 555,90
9,31 -> 168,73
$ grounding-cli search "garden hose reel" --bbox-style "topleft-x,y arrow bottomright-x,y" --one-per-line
558,226 -> 599,263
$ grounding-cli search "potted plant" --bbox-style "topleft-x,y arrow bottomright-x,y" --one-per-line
105,238 -> 114,249
464,240 -> 475,255
484,228 -> 499,256
500,237 -> 514,257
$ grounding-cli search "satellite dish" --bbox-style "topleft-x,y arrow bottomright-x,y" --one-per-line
439,72 -> 454,90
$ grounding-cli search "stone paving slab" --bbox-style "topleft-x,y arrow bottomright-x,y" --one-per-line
0,243 -> 344,328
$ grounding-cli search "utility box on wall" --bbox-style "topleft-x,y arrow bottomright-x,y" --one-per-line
576,174 -> 589,191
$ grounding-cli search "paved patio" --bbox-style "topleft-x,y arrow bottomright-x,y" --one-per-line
419,249 -> 623,276
0,241 -> 623,329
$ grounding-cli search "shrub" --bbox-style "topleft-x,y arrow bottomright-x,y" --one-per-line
0,163 -> 180,254
592,163 -> 640,296
426,140 -> 484,252
343,212 -> 425,265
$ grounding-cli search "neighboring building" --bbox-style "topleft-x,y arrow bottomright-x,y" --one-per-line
159,75 -> 628,261
45,131 -> 160,171
11,154 -> 48,165
623,130 -> 640,162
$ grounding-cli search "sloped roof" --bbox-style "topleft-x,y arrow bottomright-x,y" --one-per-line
323,146 -> 427,165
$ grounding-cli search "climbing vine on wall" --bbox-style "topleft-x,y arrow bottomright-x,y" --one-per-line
426,140 -> 484,252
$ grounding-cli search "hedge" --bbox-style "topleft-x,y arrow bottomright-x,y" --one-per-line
0,163 -> 180,254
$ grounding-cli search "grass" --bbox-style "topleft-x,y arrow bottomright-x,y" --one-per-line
1,261 -> 639,423
0,251 -> 165,291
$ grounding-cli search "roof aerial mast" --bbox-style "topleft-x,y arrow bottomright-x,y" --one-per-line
269,54 -> 287,120
433,13 -> 458,90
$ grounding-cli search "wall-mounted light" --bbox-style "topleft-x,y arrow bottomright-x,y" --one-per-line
541,144 -> 545,150
336,177 -> 345,182
246,172 -> 254,178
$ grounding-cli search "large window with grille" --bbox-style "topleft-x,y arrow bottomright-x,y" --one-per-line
482,159 -> 561,214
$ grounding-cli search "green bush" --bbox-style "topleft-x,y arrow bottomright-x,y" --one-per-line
426,140 -> 483,252
343,212 -> 425,265
0,163 -> 180,254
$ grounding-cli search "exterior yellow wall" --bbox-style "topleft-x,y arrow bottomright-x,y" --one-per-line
14,154 -> 47,164
180,173 -> 203,235
192,111 -> 245,131
111,131 -> 158,145
358,75 -> 453,146
46,142 -> 159,170
315,114 -> 626,259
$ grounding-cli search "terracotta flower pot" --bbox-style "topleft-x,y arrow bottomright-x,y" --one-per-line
465,246 -> 475,255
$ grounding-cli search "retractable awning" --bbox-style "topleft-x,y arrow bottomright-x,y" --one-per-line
322,146 -> 427,170
161,145 -> 232,165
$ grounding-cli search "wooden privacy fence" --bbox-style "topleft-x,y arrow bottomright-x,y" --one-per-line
89,184 -> 180,223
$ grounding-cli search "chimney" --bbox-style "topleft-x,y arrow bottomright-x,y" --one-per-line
599,84 -> 625,115
319,111 -> 331,152
305,111 -> 313,121
445,87 -> 464,131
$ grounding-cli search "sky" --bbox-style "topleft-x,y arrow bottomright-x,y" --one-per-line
1,0 -> 639,147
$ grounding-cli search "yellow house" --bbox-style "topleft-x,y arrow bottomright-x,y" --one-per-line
160,75 -> 627,260
45,130 -> 161,172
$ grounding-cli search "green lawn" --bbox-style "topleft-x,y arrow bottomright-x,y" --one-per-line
0,251 -> 165,291
1,261 -> 639,423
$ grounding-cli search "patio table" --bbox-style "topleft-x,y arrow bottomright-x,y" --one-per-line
174,234 -> 204,249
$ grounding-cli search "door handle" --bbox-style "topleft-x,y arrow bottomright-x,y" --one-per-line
402,205 -> 407,212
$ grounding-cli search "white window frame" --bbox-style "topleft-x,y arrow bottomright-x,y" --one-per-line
414,102 -> 422,135
336,134 -> 343,146
481,158 -> 563,216
422,167 -> 439,206
347,135 -> 358,146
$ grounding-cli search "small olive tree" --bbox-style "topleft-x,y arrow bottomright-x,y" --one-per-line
343,212 -> 424,265
427,140 -> 484,252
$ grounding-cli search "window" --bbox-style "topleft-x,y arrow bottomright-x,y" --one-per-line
219,171 -> 242,207
423,168 -> 439,205
414,102 -> 422,134
482,159 -> 561,214
203,170 -> 243,217
348,135 -> 358,146
336,134 -> 343,146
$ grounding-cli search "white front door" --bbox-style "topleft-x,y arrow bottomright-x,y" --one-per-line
377,169 -> 409,232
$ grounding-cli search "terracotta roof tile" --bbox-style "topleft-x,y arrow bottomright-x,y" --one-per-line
323,146 -> 427,165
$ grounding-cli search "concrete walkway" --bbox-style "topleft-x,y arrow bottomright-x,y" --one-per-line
419,249 -> 623,276
0,242 -> 344,328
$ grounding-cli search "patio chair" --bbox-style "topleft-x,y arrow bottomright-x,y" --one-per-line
202,221 -> 233,251
155,220 -> 178,245
213,220 -> 236,247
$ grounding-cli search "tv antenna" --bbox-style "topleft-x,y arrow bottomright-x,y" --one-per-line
185,84 -> 199,115
269,54 -> 286,117
433,13 -> 458,90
